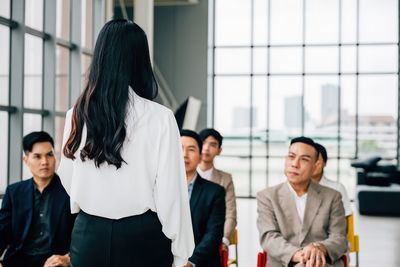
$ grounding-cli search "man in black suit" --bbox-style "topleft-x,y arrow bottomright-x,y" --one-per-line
0,131 -> 76,267
180,129 -> 225,267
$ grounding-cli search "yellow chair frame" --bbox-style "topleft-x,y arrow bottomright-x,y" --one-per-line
228,228 -> 239,266
347,214 -> 359,267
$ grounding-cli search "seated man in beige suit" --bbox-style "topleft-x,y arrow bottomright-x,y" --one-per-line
257,137 -> 347,267
198,128 -> 237,251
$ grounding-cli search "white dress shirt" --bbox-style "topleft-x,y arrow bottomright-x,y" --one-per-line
57,89 -> 194,267
287,182 -> 308,223
196,166 -> 213,181
320,176 -> 352,216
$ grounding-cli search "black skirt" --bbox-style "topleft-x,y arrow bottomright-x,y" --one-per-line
70,209 -> 173,267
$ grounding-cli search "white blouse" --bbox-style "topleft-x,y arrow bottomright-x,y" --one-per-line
57,90 -> 194,266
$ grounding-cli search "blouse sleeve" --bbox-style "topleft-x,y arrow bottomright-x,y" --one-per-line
153,110 -> 195,267
57,109 -> 74,195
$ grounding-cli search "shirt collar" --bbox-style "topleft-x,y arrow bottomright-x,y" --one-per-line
287,181 -> 308,199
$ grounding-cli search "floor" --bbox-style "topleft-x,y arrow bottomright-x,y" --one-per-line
232,198 -> 400,267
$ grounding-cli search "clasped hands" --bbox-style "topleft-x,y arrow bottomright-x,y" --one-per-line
292,243 -> 327,267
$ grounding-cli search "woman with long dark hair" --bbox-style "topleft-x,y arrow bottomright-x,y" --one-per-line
57,19 -> 194,266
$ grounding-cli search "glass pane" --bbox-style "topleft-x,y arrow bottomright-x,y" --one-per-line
0,0 -> 10,18
214,76 -> 251,142
340,75 -> 356,158
24,34 -> 43,109
341,46 -> 356,73
252,77 -> 268,156
55,116 -> 65,161
0,26 -> 9,105
359,45 -> 398,73
322,158 -> 339,182
341,0 -> 357,43
358,75 -> 397,158
82,0 -> 93,48
270,0 -> 303,44
215,0 -> 251,46
215,48 -> 251,74
56,46 -> 70,112
253,0 -> 268,45
25,0 -> 43,31
305,47 -> 339,73
23,113 -> 42,136
269,76 -> 302,156
268,157 -> 287,187
270,47 -> 302,74
304,76 -> 339,157
253,48 -> 268,74
215,156 -> 250,197
359,0 -> 398,43
56,0 -> 70,40
0,112 -> 8,194
252,157 -> 267,196
81,54 -> 91,91
339,159 -> 356,200
305,0 -> 339,44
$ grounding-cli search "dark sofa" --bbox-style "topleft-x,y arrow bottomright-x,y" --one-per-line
351,156 -> 400,216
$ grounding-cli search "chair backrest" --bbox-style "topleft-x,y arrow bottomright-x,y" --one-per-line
257,251 -> 266,267
220,245 -> 228,267
347,214 -> 360,253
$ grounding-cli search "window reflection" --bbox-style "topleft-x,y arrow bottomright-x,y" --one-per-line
0,0 -> 10,18
56,46 -> 70,112
305,0 -> 339,44
359,0 -> 398,43
24,34 -> 43,109
359,45 -> 398,73
0,112 -> 8,194
0,26 -> 9,106
82,0 -> 93,48
25,0 -> 43,31
215,0 -> 251,46
270,47 -> 302,74
215,48 -> 251,74
270,0 -> 303,44
305,47 -> 338,73
57,0 -> 70,40
358,75 -> 397,158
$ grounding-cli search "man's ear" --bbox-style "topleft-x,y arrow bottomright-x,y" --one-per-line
23,153 -> 28,165
217,147 -> 222,156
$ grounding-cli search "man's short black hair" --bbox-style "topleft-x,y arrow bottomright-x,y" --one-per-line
290,136 -> 319,159
23,131 -> 54,153
199,128 -> 223,147
315,143 -> 328,163
180,129 -> 203,154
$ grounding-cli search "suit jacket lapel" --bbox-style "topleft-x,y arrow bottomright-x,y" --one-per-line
300,182 -> 322,244
190,175 -> 204,211
279,183 -> 302,235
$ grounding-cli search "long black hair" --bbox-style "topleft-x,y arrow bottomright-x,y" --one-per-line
63,19 -> 158,169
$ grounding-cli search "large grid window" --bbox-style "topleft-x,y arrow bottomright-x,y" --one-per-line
212,0 -> 399,198
0,0 -> 101,194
